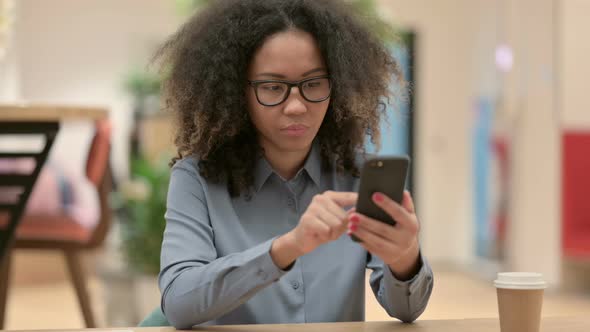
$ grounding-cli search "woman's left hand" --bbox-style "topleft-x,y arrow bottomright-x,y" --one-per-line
347,190 -> 421,281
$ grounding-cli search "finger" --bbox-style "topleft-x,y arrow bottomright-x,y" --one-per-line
313,194 -> 349,233
402,190 -> 415,214
356,231 -> 405,262
359,241 -> 400,258
347,207 -> 356,214
307,217 -> 332,242
348,225 -> 398,254
324,191 -> 358,208
320,194 -> 350,221
372,192 -> 414,228
315,205 -> 347,238
311,194 -> 347,221
354,214 -> 417,249
349,212 -> 397,242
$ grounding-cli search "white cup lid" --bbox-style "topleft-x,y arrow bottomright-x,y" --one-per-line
494,272 -> 547,290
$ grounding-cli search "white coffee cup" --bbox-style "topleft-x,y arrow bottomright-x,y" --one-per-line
494,272 -> 547,332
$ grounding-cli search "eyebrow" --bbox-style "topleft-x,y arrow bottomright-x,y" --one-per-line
255,67 -> 327,79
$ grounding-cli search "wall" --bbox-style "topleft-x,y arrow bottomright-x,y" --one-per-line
560,0 -> 590,129
13,0 -> 180,179
376,0 -> 500,265
378,0 -> 565,286
0,44 -> 19,100
500,0 -> 560,285
0,0 -> 19,100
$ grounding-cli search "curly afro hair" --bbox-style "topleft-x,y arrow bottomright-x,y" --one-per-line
155,0 -> 404,197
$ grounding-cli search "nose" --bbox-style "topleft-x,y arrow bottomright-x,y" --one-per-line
283,87 -> 307,115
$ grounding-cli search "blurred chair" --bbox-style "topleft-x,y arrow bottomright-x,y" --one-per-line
0,119 -> 112,328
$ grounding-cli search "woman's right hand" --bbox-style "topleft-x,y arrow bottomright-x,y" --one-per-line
271,191 -> 358,269
292,190 -> 358,254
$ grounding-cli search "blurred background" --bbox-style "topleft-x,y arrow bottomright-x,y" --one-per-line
0,0 -> 589,329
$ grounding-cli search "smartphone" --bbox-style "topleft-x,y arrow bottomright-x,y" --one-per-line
351,155 -> 410,242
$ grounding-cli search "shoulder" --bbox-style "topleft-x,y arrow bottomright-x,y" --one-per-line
171,156 -> 201,178
169,156 -> 212,190
170,155 -> 229,193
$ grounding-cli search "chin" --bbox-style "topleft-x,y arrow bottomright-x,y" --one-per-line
273,136 -> 314,153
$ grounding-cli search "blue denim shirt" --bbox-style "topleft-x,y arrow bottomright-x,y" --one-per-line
159,143 -> 434,328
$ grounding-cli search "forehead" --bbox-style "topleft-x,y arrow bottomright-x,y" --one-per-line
249,29 -> 326,77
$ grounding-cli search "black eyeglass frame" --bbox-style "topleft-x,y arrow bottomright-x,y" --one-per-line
247,75 -> 332,106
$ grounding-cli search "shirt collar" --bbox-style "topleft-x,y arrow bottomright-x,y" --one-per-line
253,153 -> 274,193
253,141 -> 322,192
302,141 -> 322,188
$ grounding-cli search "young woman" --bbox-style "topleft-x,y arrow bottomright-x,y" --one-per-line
156,0 -> 433,328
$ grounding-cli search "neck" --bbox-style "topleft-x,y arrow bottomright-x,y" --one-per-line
263,144 -> 311,180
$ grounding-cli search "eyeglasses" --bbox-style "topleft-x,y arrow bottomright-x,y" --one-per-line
247,75 -> 332,107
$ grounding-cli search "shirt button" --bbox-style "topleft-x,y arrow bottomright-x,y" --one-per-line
257,269 -> 268,280
291,281 -> 300,290
287,198 -> 295,207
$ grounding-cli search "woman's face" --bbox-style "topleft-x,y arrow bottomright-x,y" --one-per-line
247,29 -> 330,156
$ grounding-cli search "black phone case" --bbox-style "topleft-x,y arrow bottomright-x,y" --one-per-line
351,156 -> 410,242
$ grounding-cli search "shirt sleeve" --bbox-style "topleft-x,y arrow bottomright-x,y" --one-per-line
366,251 -> 434,323
159,161 -> 289,329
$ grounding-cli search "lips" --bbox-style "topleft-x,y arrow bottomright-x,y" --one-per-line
281,124 -> 309,137
283,124 -> 308,131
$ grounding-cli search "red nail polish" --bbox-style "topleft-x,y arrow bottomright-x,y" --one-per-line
350,214 -> 360,223
373,193 -> 384,202
349,224 -> 357,232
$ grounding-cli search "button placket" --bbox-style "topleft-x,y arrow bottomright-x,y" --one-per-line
287,196 -> 295,209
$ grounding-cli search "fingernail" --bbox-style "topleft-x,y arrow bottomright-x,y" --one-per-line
348,223 -> 357,232
349,214 -> 360,223
373,192 -> 384,202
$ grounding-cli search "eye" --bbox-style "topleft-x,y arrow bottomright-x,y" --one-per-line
260,84 -> 286,92
304,80 -> 323,89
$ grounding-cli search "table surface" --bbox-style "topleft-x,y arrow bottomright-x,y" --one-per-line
0,104 -> 108,122
8,316 -> 589,332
